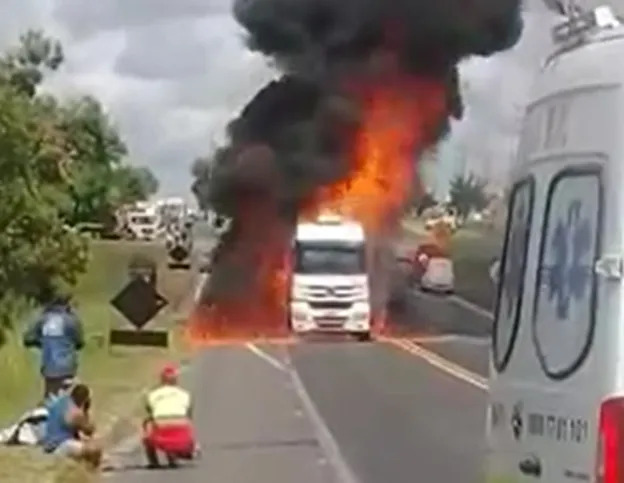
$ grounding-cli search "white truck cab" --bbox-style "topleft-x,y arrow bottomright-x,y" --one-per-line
125,207 -> 161,241
487,5 -> 624,482
289,214 -> 371,341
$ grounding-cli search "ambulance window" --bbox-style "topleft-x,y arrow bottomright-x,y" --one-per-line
533,167 -> 602,380
492,177 -> 534,372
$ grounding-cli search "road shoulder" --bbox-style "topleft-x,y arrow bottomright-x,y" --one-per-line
107,345 -> 339,483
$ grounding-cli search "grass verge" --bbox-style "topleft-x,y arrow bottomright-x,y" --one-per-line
449,224 -> 502,311
0,240 -> 195,483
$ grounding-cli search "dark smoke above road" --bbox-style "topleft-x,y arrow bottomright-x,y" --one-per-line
192,0 -> 523,338
234,0 -> 522,74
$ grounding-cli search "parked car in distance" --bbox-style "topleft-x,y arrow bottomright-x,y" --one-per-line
420,257 -> 454,294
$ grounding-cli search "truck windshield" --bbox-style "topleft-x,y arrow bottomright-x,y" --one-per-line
130,216 -> 156,225
295,242 -> 365,275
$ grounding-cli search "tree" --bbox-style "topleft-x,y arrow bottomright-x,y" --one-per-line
0,30 -> 63,97
0,74 -> 88,333
52,96 -> 159,225
111,165 -> 159,204
448,173 -> 488,219
0,30 -> 159,341
413,191 -> 437,216
58,96 -> 129,224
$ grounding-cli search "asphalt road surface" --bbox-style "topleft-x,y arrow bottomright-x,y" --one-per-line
107,224 -> 492,482
106,334 -> 490,483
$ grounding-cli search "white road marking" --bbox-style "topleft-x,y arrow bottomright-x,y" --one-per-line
409,334 -> 490,345
389,339 -> 488,391
289,360 -> 361,483
193,272 -> 208,304
247,343 -> 360,483
411,287 -> 495,320
245,342 -> 288,372
448,295 -> 494,320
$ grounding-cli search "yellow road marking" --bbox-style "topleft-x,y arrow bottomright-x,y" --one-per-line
386,338 -> 488,391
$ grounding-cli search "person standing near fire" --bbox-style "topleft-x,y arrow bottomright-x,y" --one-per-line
23,290 -> 85,400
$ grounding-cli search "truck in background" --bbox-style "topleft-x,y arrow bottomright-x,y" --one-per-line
156,197 -> 188,227
121,203 -> 162,241
288,214 -> 372,341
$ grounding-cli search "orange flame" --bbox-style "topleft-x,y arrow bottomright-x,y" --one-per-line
304,75 -> 448,337
188,74 -> 448,344
187,218 -> 292,344
304,76 -> 447,235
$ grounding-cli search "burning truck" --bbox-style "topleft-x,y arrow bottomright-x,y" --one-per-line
188,0 -> 524,342
289,213 -> 373,341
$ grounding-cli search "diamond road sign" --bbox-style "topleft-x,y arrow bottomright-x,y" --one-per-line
170,245 -> 188,262
110,276 -> 168,329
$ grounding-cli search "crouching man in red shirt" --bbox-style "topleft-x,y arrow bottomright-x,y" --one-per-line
142,364 -> 199,468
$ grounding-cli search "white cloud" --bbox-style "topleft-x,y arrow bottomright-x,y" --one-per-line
1,0 -> 273,201
438,1 -> 560,193
2,0 -> 562,200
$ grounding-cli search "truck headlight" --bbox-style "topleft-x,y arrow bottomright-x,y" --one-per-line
290,302 -> 309,320
294,313 -> 310,323
291,286 -> 306,301
352,303 -> 370,320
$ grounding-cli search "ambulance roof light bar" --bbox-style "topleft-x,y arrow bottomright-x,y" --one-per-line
551,5 -> 620,46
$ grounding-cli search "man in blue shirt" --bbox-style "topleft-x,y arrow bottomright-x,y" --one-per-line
23,292 -> 85,399
42,383 -> 101,468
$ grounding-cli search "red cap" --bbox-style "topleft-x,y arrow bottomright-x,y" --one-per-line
160,363 -> 178,382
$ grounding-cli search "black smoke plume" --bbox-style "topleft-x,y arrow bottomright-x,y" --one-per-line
197,0 -> 523,320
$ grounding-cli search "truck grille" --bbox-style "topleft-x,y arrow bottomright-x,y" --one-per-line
304,285 -> 361,298
309,301 -> 353,310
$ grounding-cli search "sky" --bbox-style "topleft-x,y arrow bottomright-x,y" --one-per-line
0,0 -> 562,202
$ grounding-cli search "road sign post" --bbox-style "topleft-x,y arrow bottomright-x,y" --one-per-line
109,274 -> 169,347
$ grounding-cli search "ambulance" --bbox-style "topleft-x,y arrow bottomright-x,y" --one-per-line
486,3 -> 624,482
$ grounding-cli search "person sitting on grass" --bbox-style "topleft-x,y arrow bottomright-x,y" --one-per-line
42,383 -> 102,469
142,363 -> 197,468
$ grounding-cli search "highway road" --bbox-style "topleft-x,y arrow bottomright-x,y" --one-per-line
105,225 -> 493,482
106,332 -> 490,482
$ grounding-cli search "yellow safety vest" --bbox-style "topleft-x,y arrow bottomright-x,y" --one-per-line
146,385 -> 191,420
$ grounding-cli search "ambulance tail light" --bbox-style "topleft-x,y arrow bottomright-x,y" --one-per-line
596,397 -> 624,483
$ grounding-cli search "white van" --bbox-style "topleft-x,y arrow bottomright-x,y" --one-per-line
486,6 -> 624,482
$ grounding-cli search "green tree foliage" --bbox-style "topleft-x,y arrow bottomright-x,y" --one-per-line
57,96 -> 158,224
111,165 -> 160,205
59,96 -> 127,224
0,30 -> 63,98
448,173 -> 489,219
413,191 -> 437,216
0,73 -> 87,333
0,31 -> 159,338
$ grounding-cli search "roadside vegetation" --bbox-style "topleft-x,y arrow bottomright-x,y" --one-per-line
405,172 -> 506,311
448,223 -> 503,310
0,240 -> 194,482
0,30 -> 159,343
0,31 -> 181,482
